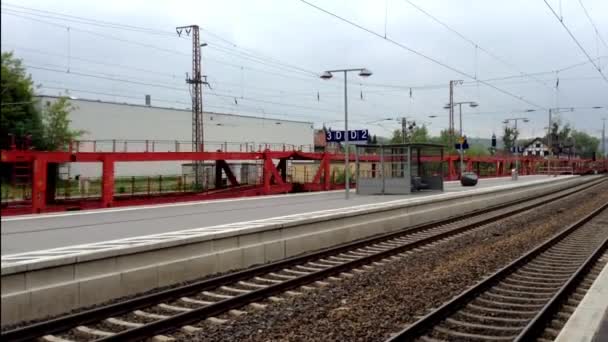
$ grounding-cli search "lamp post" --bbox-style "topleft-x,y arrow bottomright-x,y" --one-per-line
443,101 -> 479,178
321,68 -> 373,199
503,117 -> 530,174
602,118 -> 607,159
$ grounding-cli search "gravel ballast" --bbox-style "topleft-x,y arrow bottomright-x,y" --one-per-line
173,180 -> 608,342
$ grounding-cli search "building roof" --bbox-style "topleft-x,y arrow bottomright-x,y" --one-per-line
35,95 -> 314,126
521,137 -> 547,149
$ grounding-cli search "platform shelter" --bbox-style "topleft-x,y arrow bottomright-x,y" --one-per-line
355,143 -> 445,195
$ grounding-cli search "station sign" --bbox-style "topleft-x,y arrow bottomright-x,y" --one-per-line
325,129 -> 369,142
510,146 -> 524,153
455,136 -> 469,150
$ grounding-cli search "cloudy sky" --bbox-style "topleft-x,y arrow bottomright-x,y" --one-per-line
2,0 -> 607,140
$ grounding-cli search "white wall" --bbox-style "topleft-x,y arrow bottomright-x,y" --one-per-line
39,96 -> 314,177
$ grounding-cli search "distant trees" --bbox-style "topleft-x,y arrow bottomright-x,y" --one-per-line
546,119 -> 598,158
571,130 -> 599,159
466,144 -> 490,157
428,129 -> 456,154
390,124 -> 430,144
372,122 -> 599,160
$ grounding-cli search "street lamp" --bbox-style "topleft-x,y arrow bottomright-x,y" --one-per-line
443,101 -> 479,178
503,117 -> 530,176
320,68 -> 373,199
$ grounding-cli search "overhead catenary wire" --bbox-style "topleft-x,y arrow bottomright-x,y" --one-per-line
5,1 -> 604,128
38,85 -> 330,122
6,3 -> 594,103
3,10 -> 352,93
4,43 -> 184,79
25,64 -> 362,115
0,1 -> 304,69
11,38 -> 603,102
542,0 -> 608,83
300,0 -> 547,110
402,0 -> 553,90
576,0 -> 608,52
1,4 -> 321,79
1,3 -> 179,37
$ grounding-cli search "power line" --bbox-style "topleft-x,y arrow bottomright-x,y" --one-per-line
402,0 -> 553,90
3,43 -> 184,79
17,53 -> 352,104
542,0 -> 608,83
577,0 -> 608,51
300,0 -> 546,110
1,4 -> 321,79
3,9 -> 331,89
207,44 -> 318,77
25,64 -> 357,116
6,6 -> 545,96
37,86 -> 329,122
2,39 -> 332,91
2,10 -> 191,56
1,3 -> 177,36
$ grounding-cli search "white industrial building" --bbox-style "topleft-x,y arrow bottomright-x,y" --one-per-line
37,96 -> 314,178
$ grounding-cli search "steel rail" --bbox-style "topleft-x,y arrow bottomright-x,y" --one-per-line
386,201 -> 608,341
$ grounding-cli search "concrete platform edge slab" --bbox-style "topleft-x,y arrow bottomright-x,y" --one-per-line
555,258 -> 608,342
1,176 -> 580,274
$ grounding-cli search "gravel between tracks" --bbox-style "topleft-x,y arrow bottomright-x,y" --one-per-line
175,181 -> 608,342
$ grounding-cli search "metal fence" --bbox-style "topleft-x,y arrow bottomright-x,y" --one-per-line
66,140 -> 314,153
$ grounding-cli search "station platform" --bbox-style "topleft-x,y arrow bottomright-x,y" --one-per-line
1,175 -> 563,255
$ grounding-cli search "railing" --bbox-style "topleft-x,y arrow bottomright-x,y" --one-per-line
66,140 -> 315,153
537,166 -> 574,175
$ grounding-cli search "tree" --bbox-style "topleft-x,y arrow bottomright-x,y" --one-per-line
390,124 -> 430,144
429,129 -> 456,154
546,119 -> 574,155
502,126 -> 518,153
40,97 -> 86,150
410,124 -> 430,143
571,130 -> 599,159
1,52 -> 44,149
390,129 -> 403,144
1,52 -> 84,151
466,144 -> 490,157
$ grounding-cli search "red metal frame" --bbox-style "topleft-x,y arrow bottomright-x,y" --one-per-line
2,148 -> 606,215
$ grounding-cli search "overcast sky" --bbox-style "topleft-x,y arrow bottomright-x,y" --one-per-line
2,0 -> 607,140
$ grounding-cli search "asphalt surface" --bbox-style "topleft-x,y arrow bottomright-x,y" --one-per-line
1,175 -> 558,255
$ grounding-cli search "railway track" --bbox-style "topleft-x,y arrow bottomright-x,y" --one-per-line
387,202 -> 608,342
2,177 -> 605,342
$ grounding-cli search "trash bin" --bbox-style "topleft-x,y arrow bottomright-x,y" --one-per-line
461,172 -> 478,186
511,169 -> 518,181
